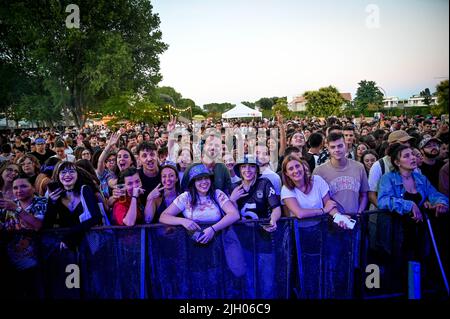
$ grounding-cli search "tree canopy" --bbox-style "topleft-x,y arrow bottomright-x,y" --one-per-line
420,88 -> 432,106
354,80 -> 384,113
431,80 -> 448,116
0,0 -> 168,127
304,86 -> 345,117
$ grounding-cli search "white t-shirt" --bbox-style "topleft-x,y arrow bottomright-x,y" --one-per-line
280,175 -> 329,226
280,175 -> 329,209
173,189 -> 230,222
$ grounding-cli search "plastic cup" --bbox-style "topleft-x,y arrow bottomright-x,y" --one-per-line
116,184 -> 126,203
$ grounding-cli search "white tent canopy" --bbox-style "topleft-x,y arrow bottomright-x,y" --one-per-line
221,104 -> 262,119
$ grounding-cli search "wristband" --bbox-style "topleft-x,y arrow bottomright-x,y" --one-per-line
210,226 -> 216,234
132,196 -> 138,199
320,208 -> 325,215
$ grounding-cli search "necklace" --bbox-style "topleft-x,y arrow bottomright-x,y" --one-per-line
400,173 -> 412,179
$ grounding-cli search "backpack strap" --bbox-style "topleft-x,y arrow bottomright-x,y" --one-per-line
378,158 -> 385,175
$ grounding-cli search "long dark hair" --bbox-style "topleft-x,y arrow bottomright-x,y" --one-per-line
188,176 -> 221,212
52,161 -> 100,195
114,147 -> 137,176
75,159 -> 101,186
160,165 -> 182,196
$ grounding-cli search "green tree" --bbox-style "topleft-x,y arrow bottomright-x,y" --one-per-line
256,97 -> 275,110
0,0 -> 168,127
431,80 -> 449,116
203,103 -> 235,118
420,88 -> 432,106
354,80 -> 384,113
304,86 -> 345,117
271,98 -> 291,118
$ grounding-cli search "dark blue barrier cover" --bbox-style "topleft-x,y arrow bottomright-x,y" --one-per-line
2,212 -> 444,299
294,216 -> 358,299
147,219 -> 294,299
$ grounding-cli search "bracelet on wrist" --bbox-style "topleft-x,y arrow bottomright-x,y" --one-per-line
320,208 -> 325,215
210,226 -> 216,234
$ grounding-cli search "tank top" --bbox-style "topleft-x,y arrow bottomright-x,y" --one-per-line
403,191 -> 422,206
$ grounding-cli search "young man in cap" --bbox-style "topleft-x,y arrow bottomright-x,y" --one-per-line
30,137 -> 56,165
419,137 -> 445,189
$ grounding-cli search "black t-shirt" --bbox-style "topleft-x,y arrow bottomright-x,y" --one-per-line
420,160 -> 445,189
30,150 -> 56,165
235,177 -> 280,220
139,168 -> 161,198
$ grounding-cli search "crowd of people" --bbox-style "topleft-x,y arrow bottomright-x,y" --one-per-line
0,112 -> 449,298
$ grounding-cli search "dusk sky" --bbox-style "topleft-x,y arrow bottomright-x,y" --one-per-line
152,0 -> 449,107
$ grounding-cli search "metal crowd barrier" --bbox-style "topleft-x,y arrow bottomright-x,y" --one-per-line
1,211 -> 448,299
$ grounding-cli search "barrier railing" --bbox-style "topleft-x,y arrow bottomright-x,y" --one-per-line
1,211 -> 448,299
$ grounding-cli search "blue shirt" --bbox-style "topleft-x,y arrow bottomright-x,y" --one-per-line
378,171 -> 448,215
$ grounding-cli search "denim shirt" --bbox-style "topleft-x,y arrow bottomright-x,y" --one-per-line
378,171 -> 449,215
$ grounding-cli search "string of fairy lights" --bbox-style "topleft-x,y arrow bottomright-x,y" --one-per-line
166,104 -> 192,112
87,104 -> 192,119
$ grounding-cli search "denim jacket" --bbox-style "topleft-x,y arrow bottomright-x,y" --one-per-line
378,171 -> 449,215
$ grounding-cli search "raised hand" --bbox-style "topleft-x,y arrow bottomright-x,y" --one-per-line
132,187 -> 145,198
230,184 -> 248,202
49,188 -> 65,202
167,115 -> 176,132
107,131 -> 120,148
147,183 -> 164,201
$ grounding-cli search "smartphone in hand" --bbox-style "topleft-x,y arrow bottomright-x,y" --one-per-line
47,181 -> 60,193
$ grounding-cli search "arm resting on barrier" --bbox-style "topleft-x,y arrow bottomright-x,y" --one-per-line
358,192 -> 368,214
368,191 -> 378,208
283,194 -> 331,219
159,201 -> 201,231
377,174 -> 414,215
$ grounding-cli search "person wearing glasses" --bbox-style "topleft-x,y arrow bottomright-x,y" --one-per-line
0,162 -> 20,203
43,162 -> 102,250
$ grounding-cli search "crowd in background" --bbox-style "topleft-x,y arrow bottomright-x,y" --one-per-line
0,112 -> 449,298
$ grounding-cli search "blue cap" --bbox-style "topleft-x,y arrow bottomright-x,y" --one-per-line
35,138 -> 46,144
188,164 -> 213,185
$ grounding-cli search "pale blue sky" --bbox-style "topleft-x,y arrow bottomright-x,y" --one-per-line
152,0 -> 449,106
